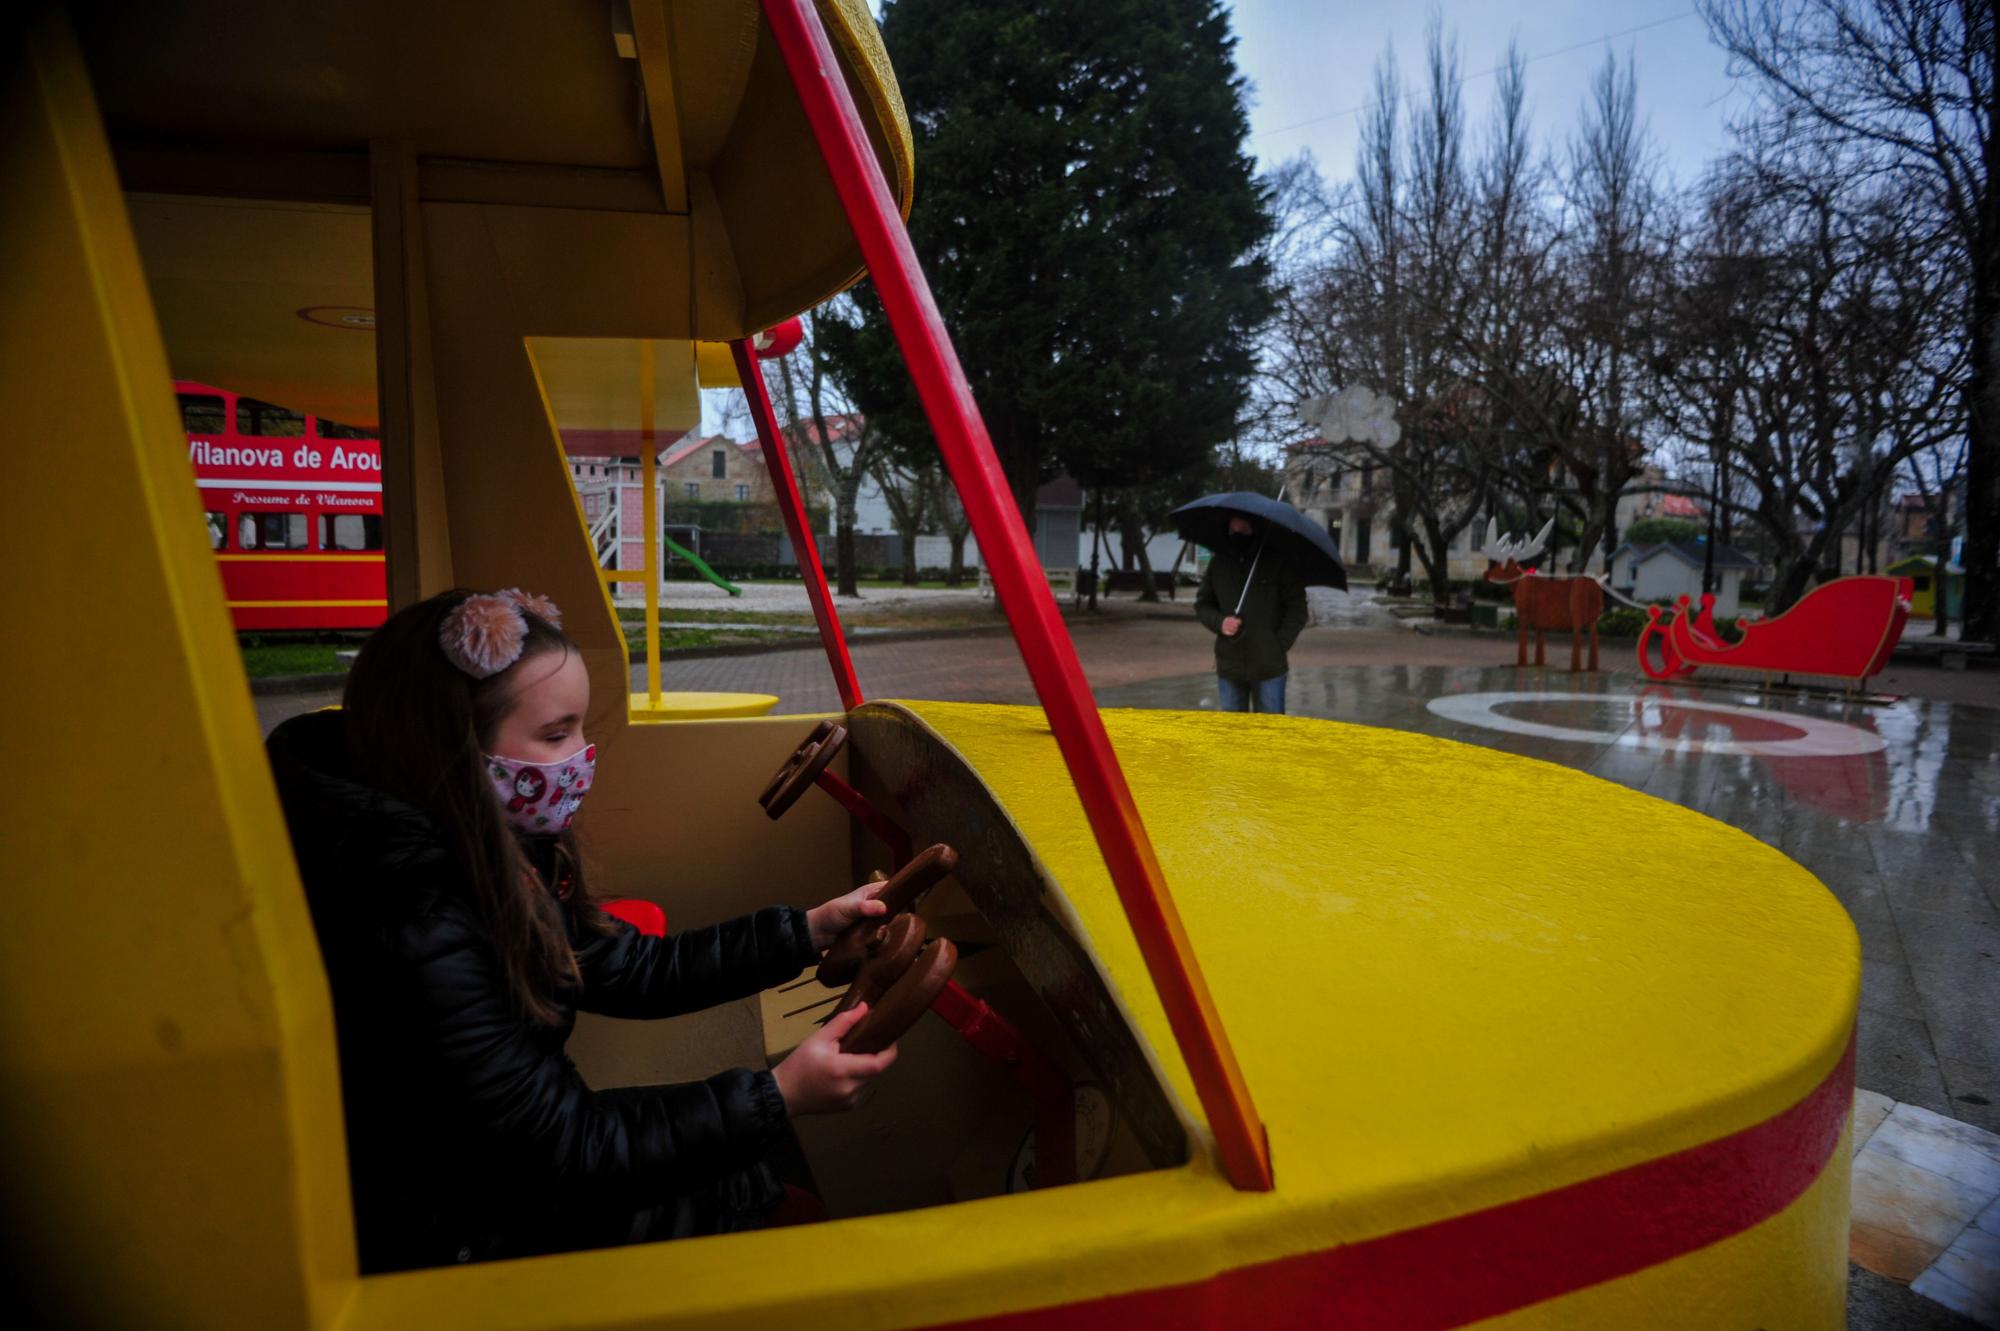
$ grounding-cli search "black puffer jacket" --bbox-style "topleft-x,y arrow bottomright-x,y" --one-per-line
266,711 -> 816,1271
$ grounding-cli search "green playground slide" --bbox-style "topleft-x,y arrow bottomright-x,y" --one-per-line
663,534 -> 742,596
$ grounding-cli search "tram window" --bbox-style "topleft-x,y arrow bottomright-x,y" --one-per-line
178,393 -> 228,435
236,398 -> 307,437
240,512 -> 309,549
317,418 -> 374,441
204,513 -> 226,549
319,513 -> 383,551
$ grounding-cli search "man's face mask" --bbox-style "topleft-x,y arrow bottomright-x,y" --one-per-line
485,742 -> 597,835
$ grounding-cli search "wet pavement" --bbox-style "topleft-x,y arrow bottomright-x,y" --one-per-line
1096,665 -> 2000,1135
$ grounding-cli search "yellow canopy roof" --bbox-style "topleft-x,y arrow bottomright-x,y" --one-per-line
74,0 -> 911,426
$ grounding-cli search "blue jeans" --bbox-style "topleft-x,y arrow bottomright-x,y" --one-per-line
1217,674 -> 1287,714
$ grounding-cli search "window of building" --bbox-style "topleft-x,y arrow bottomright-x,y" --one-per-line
178,393 -> 228,435
318,513 -> 383,551
238,512 -> 309,549
712,449 -> 727,479
236,398 -> 307,437
685,482 -> 701,498
735,484 -> 750,502
316,418 -> 374,440
204,513 -> 226,549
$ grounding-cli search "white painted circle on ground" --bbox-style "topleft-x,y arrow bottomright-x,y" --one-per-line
1425,691 -> 1887,758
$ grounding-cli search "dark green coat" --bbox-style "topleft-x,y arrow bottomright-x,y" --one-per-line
1195,544 -> 1310,683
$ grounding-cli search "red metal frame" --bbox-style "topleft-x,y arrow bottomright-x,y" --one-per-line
812,768 -> 913,868
761,0 -> 1271,1190
732,338 -> 864,712
930,980 -> 1075,1189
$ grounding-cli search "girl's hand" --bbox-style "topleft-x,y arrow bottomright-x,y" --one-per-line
806,879 -> 890,951
773,1005 -> 898,1115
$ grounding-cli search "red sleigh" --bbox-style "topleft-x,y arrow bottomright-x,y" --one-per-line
1637,575 -> 1915,687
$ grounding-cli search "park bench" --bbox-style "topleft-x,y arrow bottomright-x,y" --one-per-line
1102,569 -> 1179,600
978,564 -> 1081,604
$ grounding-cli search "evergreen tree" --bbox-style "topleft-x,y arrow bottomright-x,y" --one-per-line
819,0 -> 1273,531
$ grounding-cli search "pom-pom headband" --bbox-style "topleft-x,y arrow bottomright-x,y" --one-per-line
438,589 -> 564,679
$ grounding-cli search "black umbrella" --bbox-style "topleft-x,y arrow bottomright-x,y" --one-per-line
1169,492 -> 1347,592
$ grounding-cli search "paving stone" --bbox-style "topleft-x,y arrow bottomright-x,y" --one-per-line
1859,1012 -> 1956,1115
1812,861 -> 1900,924
1911,958 -> 2000,1068
1898,909 -> 2000,966
1867,1103 -> 2000,1191
1850,1144 -> 1995,1279
1887,871 -> 2000,924
1853,914 -> 1912,966
1856,1088 -> 1898,1155
1912,1222 -> 2000,1326
1904,1231 -> 2000,1319
1871,825 -> 1979,880
1943,1061 -> 2000,1135
1850,1261 -> 1989,1329
1863,959 -> 1932,1022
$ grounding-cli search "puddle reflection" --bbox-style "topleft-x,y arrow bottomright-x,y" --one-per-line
1096,665 -> 2000,837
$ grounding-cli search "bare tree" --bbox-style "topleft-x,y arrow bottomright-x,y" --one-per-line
1544,51 -> 1669,568
1265,23 -> 1497,603
1701,0 -> 1998,639
1657,146 -> 1961,608
869,452 -> 936,586
929,471 -> 973,586
767,309 -> 878,598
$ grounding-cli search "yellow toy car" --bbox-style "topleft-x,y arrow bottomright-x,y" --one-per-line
5,3 -> 1856,1326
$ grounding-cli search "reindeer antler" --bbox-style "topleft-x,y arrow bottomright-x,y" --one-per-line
1479,517 -> 1555,564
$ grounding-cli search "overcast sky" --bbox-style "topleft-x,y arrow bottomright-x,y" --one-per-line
1230,1 -> 1746,191
708,4 -> 1755,435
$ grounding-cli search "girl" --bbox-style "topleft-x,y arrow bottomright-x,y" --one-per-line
266,588 -> 894,1271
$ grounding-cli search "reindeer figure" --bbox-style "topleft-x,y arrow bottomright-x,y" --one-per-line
1480,518 -> 1605,672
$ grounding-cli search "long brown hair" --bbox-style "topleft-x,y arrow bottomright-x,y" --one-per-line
342,589 -> 609,1025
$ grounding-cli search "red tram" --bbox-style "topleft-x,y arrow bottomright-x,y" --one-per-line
178,381 -> 387,630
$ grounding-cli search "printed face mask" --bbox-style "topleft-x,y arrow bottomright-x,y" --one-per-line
485,742 -> 596,835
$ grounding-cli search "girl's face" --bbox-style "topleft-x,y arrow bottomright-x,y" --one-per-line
488,648 -> 591,763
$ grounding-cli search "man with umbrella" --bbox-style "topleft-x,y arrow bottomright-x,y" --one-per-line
1174,493 -> 1345,715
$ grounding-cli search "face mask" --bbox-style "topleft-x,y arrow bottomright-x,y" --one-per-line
485,742 -> 596,835
1229,529 -> 1257,550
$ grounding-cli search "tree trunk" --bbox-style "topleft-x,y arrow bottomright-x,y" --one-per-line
834,478 -> 860,598
1088,489 -> 1104,612
1770,523 -> 1835,615
1936,480 -> 1952,637
1966,268 -> 2000,643
900,529 -> 918,586
1418,534 -> 1450,612
1392,489 -> 1414,593
1132,532 -> 1158,603
947,532 -> 967,587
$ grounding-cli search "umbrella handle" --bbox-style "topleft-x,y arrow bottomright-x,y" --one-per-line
1232,543 -> 1263,618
